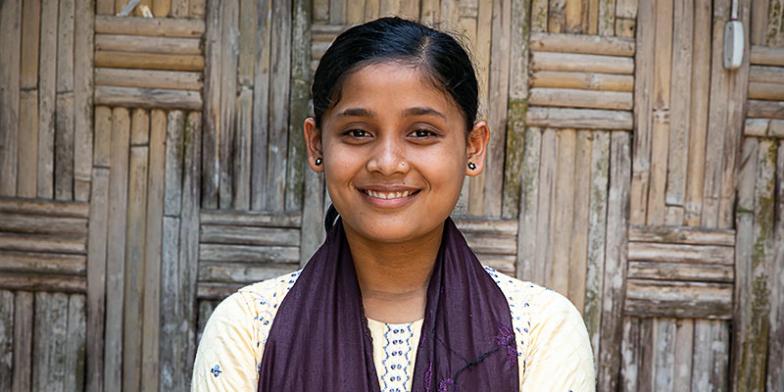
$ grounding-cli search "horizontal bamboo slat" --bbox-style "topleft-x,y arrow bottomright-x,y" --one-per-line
627,242 -> 734,265
529,88 -> 633,110
747,100 -> 784,119
627,261 -> 733,282
0,197 -> 89,218
95,15 -> 205,37
0,213 -> 88,235
196,282 -> 244,300
530,32 -> 636,56
0,273 -> 87,293
527,107 -> 633,130
750,45 -> 784,66
198,262 -> 300,284
628,225 -> 735,246
200,209 -> 302,227
95,34 -> 202,55
624,279 -> 733,319
530,71 -> 634,92
0,250 -> 86,275
94,86 -> 202,110
95,51 -> 204,71
95,68 -> 203,91
200,225 -> 300,247
531,52 -> 635,74
0,233 -> 87,254
199,244 -> 300,263
748,82 -> 784,101
744,118 -> 784,138
749,65 -> 784,84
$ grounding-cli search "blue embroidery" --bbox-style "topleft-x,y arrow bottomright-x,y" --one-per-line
210,364 -> 222,378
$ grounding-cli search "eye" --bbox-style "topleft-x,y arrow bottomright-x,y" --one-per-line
410,128 -> 437,138
344,128 -> 371,138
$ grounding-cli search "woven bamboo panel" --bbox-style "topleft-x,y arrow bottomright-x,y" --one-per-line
526,33 -> 635,130
93,16 -> 205,109
0,0 -> 94,202
0,197 -> 89,293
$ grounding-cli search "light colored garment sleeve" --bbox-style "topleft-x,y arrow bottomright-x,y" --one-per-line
191,291 -> 261,391
521,289 -> 596,391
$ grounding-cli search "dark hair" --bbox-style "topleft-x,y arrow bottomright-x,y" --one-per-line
311,17 -> 479,131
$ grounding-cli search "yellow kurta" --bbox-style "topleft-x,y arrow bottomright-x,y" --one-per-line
192,267 -> 596,391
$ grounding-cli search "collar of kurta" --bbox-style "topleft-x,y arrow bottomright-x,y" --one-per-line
257,217 -> 519,392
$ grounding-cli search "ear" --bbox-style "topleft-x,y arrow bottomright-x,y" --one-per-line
465,121 -> 490,177
304,117 -> 324,173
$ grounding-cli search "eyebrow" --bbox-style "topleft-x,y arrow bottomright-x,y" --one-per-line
336,106 -> 446,120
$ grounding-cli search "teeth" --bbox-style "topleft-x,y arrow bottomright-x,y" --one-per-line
366,190 -> 412,199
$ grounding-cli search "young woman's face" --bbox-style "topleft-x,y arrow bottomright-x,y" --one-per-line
304,62 -> 489,244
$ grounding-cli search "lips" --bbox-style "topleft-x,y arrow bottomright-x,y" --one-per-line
357,186 -> 421,201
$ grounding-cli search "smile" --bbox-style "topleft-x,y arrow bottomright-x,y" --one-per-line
364,190 -> 414,199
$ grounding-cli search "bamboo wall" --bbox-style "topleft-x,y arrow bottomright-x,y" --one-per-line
0,0 -> 783,391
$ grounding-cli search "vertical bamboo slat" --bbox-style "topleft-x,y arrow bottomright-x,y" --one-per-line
141,110 -> 166,392
12,291 -> 33,392
665,0 -> 694,220
531,0 -> 547,31
550,129 -> 576,295
0,0 -> 21,196
598,0 -> 616,35
652,318 -> 676,390
104,108 -> 131,392
73,0 -> 95,202
32,292 -> 69,391
266,0 -> 292,211
630,0 -> 654,225
568,130 -> 591,312
218,0 -> 238,209
251,0 -> 272,211
55,0 -> 75,201
620,317 -> 640,391
517,127 -> 542,281
598,132 -> 630,391
533,128 -> 556,286
548,0 -> 565,32
584,130 -> 609,365
646,0 -> 673,226
331,0 -> 346,23
122,110 -> 150,392
685,0 -> 712,226
37,0 -> 58,199
501,0 -> 530,218
172,0 -> 189,17
673,319 -> 695,392
63,295 -> 86,391
768,140 -> 784,391
287,0 -> 312,215
202,0 -> 222,208
0,291 -> 12,391
17,0 -> 41,198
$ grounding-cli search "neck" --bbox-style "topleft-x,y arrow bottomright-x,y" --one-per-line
343,221 -> 444,323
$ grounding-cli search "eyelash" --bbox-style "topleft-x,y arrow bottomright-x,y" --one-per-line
340,128 -> 439,140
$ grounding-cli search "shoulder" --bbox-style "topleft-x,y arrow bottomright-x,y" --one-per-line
482,266 -> 595,391
191,270 -> 302,391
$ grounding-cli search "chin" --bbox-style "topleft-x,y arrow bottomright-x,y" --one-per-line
345,214 -> 445,244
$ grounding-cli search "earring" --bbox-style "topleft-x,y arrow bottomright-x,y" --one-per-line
315,157 -> 323,166
467,162 -> 477,170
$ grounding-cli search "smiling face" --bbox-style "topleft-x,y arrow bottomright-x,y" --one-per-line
304,62 -> 489,244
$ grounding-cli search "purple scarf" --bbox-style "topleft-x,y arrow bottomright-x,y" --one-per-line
257,218 -> 519,391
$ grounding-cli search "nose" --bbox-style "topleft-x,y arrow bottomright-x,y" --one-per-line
366,136 -> 408,176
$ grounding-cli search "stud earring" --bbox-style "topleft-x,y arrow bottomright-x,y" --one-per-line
315,157 -> 323,166
467,162 -> 477,170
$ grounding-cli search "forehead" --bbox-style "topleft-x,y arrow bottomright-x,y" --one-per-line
332,62 -> 458,116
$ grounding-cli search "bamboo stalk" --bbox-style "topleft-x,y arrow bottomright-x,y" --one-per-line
531,70 -> 633,91
527,107 -> 633,129
529,88 -> 633,110
531,51 -> 634,74
95,51 -> 204,71
95,34 -> 201,55
530,32 -> 635,56
94,86 -> 202,110
750,45 -> 784,66
95,15 -> 205,37
95,68 -> 203,91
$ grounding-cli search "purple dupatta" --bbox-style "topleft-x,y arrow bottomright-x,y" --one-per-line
257,218 -> 519,391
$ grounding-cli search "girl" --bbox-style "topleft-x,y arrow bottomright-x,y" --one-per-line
193,17 -> 595,391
